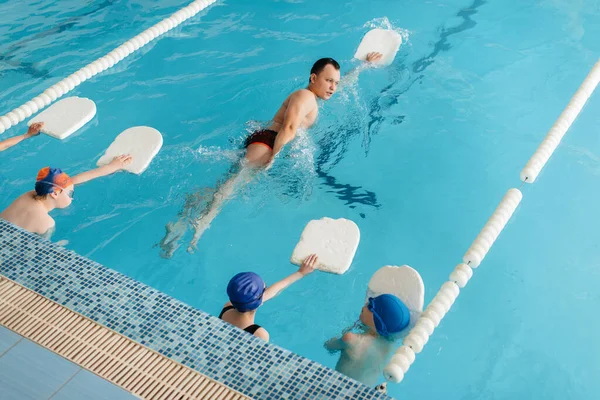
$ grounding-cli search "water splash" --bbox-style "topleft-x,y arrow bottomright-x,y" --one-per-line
363,17 -> 411,44
196,146 -> 244,163
250,128 -> 318,203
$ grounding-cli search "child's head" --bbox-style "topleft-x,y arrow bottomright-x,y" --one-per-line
34,167 -> 74,208
227,272 -> 266,313
360,294 -> 410,339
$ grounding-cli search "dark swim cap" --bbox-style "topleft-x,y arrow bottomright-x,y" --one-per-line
368,294 -> 411,337
227,272 -> 265,312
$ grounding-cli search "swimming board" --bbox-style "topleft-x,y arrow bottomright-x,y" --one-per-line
367,265 -> 424,325
97,126 -> 163,175
291,217 -> 360,275
354,28 -> 402,66
28,96 -> 96,140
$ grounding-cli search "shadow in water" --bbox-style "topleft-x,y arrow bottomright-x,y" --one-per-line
315,0 -> 487,214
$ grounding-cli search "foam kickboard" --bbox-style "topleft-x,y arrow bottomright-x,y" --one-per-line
354,28 -> 402,66
291,217 -> 360,275
367,265 -> 425,320
28,96 -> 96,139
97,126 -> 163,175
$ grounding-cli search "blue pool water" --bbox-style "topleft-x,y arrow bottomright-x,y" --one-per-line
2,0 -> 600,398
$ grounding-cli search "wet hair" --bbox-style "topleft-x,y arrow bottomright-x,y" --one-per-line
309,58 -> 340,82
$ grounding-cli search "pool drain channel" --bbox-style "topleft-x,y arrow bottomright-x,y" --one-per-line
0,275 -> 249,400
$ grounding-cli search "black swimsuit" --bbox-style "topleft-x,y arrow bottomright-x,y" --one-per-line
219,306 -> 262,334
244,129 -> 278,150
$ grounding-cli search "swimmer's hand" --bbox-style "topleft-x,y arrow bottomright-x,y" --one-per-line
263,254 -> 318,302
299,254 -> 318,276
107,154 -> 133,172
26,122 -> 44,137
366,52 -> 383,64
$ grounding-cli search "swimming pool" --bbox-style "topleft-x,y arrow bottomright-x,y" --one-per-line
2,0 -> 600,398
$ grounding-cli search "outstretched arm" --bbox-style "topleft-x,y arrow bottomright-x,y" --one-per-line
339,52 -> 383,88
0,122 -> 43,152
72,154 -> 132,185
262,254 -> 318,303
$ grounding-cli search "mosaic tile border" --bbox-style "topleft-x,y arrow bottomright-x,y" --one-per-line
0,220 -> 391,400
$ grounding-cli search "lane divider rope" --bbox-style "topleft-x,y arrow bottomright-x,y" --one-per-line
384,59 -> 600,384
0,0 -> 217,135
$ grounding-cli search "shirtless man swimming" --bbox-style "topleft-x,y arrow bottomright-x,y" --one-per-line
160,53 -> 383,257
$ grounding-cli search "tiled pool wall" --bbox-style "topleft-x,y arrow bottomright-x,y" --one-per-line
0,219 -> 391,400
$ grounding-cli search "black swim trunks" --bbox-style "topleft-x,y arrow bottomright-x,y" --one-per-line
244,129 -> 278,149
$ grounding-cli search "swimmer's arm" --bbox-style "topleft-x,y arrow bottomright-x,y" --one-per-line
0,122 -> 43,152
269,91 -> 314,162
0,135 -> 29,152
262,272 -> 303,303
71,155 -> 132,185
339,52 -> 383,89
38,225 -> 55,241
324,337 -> 346,351
262,254 -> 318,302
324,333 -> 353,352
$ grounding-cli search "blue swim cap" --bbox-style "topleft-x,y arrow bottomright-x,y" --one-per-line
227,272 -> 265,312
368,294 -> 411,337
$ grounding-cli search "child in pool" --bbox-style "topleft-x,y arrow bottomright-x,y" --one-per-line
1,156 -> 132,239
324,294 -> 411,387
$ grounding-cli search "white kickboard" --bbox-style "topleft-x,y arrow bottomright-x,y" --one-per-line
367,265 -> 425,315
354,28 -> 402,66
28,97 -> 96,140
291,217 -> 360,275
97,126 -> 163,175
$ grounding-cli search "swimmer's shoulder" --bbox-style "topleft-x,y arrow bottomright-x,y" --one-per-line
340,332 -> 375,358
298,88 -> 318,103
286,89 -> 317,105
254,327 -> 269,342
342,332 -> 359,344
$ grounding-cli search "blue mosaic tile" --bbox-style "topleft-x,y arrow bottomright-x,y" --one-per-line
0,220 -> 392,400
